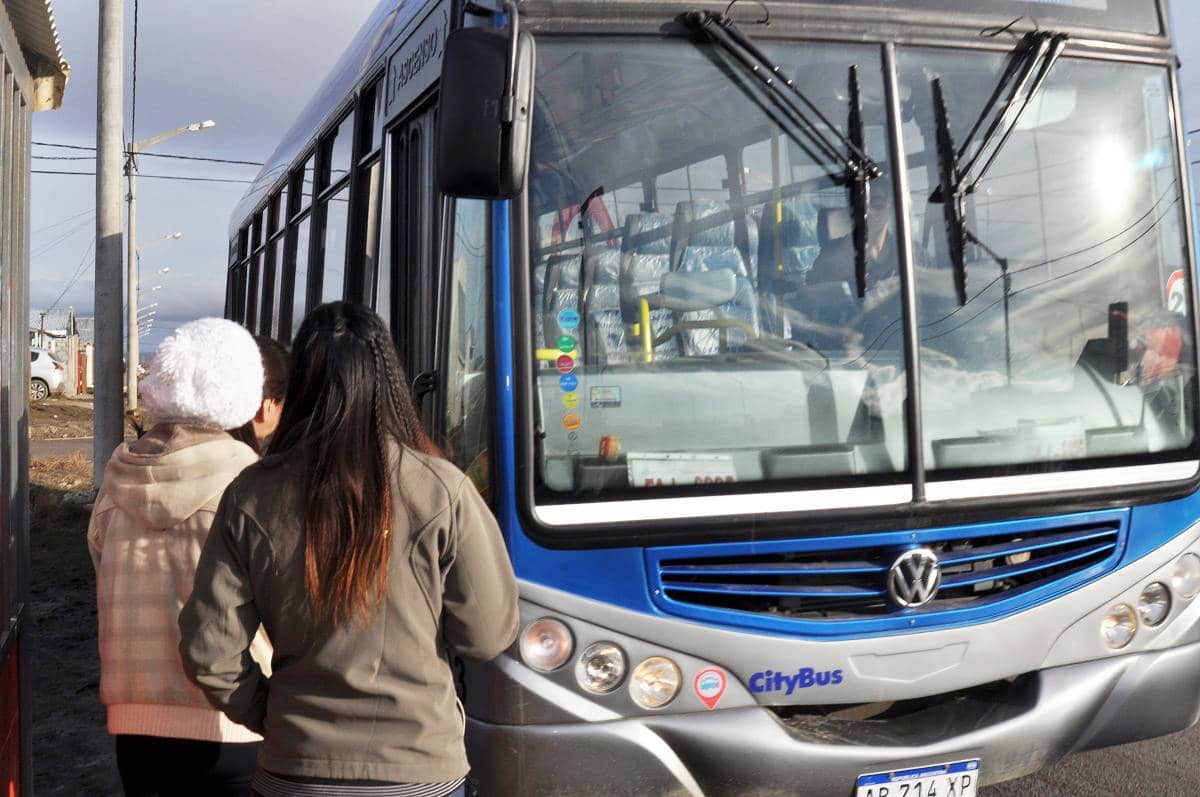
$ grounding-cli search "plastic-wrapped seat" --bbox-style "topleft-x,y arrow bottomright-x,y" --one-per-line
671,200 -> 760,356
583,249 -> 627,365
756,196 -> 822,337
619,212 -> 678,360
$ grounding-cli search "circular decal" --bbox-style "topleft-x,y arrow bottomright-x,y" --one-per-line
1166,269 -> 1187,315
557,334 -> 577,353
693,667 -> 727,711
562,392 -> 580,409
562,413 -> 582,431
557,308 -> 581,331
556,354 -> 576,375
567,432 -> 579,441
559,373 -> 579,392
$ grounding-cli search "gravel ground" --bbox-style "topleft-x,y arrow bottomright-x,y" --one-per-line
28,398 -> 97,441
28,454 -> 120,795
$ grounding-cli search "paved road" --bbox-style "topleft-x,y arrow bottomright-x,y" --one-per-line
29,437 -> 95,459
983,721 -> 1199,795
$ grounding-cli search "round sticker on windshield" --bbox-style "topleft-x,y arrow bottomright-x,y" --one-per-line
1167,269 -> 1187,315
558,308 -> 581,330
557,334 -> 576,352
556,354 -> 576,375
563,413 -> 582,431
559,373 -> 578,392
562,392 -> 579,409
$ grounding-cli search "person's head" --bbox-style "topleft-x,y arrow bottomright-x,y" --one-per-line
230,336 -> 291,452
270,302 -> 438,627
140,318 -> 264,431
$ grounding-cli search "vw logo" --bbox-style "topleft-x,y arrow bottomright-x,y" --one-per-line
887,548 -> 942,609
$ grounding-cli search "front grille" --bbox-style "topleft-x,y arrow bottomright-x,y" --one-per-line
647,513 -> 1127,635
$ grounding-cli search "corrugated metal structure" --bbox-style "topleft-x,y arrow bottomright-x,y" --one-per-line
0,0 -> 66,792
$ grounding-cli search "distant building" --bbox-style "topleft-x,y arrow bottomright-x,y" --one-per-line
28,307 -> 93,353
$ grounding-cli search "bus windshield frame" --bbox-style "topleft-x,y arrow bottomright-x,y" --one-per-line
515,13 -> 1199,540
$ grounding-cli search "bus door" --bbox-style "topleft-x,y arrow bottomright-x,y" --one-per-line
387,101 -> 443,428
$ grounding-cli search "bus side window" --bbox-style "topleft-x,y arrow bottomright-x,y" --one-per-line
444,199 -> 492,501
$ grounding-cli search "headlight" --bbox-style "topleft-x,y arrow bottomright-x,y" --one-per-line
1137,582 -> 1171,627
629,656 -> 681,709
519,618 -> 573,672
575,642 -> 627,694
1172,553 -> 1200,599
1101,603 -> 1137,649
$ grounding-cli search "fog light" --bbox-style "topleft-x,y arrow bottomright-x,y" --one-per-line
575,642 -> 626,694
519,618 -> 573,672
1137,582 -> 1171,627
1101,603 -> 1137,649
1172,553 -> 1200,599
629,656 -> 681,709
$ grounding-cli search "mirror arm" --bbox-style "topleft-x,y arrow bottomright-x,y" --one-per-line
501,1 -> 521,123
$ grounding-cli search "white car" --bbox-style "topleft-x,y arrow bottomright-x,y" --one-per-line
30,347 -> 64,402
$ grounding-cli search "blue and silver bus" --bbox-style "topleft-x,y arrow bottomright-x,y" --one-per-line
228,1 -> 1200,793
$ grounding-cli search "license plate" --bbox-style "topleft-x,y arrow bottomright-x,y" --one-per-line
855,759 -> 980,797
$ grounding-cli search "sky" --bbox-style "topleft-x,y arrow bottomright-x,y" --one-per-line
30,0 -> 378,352
25,1 -> 1200,355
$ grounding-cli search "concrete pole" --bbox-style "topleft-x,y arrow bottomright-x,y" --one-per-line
94,0 -> 124,486
126,154 -> 138,408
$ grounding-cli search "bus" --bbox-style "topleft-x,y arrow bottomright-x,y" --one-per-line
0,1 -> 68,792
228,0 -> 1200,793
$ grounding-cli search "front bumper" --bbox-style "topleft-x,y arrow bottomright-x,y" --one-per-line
467,640 -> 1200,796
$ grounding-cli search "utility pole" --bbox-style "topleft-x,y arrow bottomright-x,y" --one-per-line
125,152 -> 138,407
94,0 -> 124,486
124,123 -> 210,411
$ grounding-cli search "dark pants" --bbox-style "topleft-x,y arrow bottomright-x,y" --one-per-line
116,735 -> 259,797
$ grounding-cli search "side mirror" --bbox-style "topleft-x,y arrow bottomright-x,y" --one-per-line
658,269 -> 738,312
436,5 -> 535,198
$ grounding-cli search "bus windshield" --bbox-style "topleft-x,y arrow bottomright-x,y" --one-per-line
526,35 -> 1194,505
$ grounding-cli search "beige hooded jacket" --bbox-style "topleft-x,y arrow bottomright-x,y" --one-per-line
88,424 -> 271,742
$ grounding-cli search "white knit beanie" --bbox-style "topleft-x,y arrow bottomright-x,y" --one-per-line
140,318 -> 264,429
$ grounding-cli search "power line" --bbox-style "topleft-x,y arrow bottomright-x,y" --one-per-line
32,169 -> 253,184
32,217 -> 93,260
32,140 -> 94,151
46,239 -> 97,315
33,140 -> 264,167
33,155 -> 95,161
33,207 -> 93,234
138,151 -> 264,167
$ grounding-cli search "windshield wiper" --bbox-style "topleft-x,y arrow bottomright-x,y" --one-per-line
685,9 -> 882,297
931,31 -> 1067,306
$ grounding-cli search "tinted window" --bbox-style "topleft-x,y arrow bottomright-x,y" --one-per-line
445,199 -> 492,498
320,187 -> 349,302
326,112 -> 355,189
292,217 -> 311,339
530,38 -> 904,499
900,51 -> 1193,470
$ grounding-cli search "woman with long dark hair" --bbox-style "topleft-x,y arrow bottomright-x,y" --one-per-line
179,303 -> 518,797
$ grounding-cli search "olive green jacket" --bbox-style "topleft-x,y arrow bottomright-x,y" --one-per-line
178,447 -> 519,783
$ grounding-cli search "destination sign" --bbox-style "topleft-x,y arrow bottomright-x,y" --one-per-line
384,0 -> 450,121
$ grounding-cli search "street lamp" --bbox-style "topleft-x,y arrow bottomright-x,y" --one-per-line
126,121 -> 215,408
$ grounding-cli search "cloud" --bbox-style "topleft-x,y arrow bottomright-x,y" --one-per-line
30,0 -> 379,334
